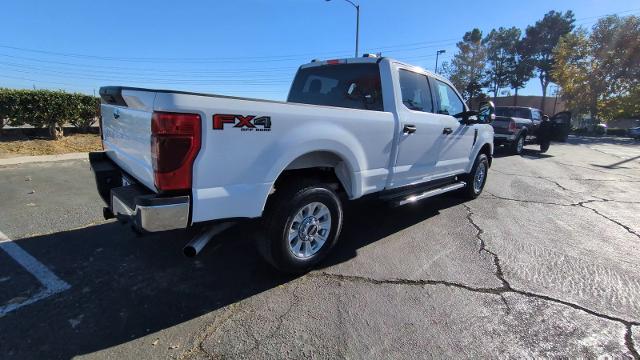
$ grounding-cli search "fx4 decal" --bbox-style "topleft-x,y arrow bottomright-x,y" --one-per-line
213,114 -> 272,131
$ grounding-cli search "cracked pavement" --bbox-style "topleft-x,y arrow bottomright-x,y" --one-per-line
0,136 -> 639,359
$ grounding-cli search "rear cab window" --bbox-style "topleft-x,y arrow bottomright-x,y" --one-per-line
495,107 -> 532,119
288,63 -> 384,111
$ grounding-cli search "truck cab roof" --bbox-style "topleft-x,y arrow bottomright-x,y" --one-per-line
299,56 -> 451,85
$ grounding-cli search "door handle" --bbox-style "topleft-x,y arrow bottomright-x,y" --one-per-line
403,124 -> 417,134
442,127 -> 453,135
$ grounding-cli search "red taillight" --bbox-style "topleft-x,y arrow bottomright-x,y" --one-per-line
151,111 -> 201,192
508,120 -> 517,132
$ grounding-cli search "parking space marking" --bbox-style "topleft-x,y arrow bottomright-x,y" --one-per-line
0,230 -> 70,317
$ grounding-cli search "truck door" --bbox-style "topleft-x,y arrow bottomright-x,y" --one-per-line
389,69 -> 449,189
429,78 -> 475,175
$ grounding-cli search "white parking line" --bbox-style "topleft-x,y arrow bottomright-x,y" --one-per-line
0,230 -> 71,317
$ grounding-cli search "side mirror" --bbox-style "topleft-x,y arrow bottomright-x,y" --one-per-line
477,101 -> 495,124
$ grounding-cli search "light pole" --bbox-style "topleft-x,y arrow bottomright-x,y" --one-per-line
435,49 -> 446,74
326,0 -> 360,57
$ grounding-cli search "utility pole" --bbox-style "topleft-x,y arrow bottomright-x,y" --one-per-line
435,50 -> 446,74
326,0 -> 360,57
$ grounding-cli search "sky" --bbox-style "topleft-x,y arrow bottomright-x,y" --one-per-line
0,0 -> 638,100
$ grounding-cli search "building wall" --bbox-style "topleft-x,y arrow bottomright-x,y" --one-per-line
492,95 -> 567,115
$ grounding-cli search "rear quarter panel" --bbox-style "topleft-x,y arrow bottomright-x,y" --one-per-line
153,93 -> 395,222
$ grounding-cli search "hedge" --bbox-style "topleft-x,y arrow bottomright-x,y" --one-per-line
0,88 -> 100,139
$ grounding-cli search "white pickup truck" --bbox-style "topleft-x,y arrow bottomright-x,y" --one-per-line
90,55 -> 495,273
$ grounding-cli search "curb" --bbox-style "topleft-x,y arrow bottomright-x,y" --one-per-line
0,152 -> 88,166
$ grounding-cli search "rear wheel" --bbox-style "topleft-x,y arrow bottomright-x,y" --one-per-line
259,180 -> 343,274
459,153 -> 489,199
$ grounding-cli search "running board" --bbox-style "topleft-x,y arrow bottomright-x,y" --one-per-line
394,181 -> 466,206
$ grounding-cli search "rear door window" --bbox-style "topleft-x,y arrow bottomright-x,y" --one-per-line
288,63 -> 383,111
398,70 -> 433,112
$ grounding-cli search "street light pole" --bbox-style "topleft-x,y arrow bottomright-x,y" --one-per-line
326,0 -> 360,57
435,49 -> 446,74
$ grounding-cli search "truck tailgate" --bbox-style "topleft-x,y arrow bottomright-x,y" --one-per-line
100,88 -> 156,192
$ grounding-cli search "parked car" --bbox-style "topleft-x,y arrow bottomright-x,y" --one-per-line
89,56 -> 495,273
491,106 -> 549,154
627,127 -> 640,140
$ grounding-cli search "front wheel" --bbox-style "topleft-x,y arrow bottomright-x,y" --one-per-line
540,140 -> 550,153
511,134 -> 525,155
459,153 -> 489,199
259,180 -> 343,274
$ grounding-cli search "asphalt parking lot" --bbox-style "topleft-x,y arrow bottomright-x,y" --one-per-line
1,136 -> 639,359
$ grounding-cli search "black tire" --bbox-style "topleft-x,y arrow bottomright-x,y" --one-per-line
511,134 -> 525,155
540,140 -> 550,153
459,153 -> 489,199
259,180 -> 343,274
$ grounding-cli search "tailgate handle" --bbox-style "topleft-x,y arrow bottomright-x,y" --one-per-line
113,109 -> 120,119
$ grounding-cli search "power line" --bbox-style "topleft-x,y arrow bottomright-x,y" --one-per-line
0,38 -> 460,64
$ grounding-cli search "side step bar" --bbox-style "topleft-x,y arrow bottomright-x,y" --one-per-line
394,181 -> 466,206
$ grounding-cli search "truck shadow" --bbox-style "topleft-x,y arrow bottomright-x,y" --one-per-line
1,195 -> 465,359
493,146 -> 554,159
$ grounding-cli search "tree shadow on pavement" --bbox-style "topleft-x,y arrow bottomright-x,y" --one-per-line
591,155 -> 640,169
0,194 -> 466,359
566,135 -> 639,147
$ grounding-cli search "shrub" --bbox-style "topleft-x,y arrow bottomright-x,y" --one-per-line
0,88 -> 100,139
70,96 -> 100,132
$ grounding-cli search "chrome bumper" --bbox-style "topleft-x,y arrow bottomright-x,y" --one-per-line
89,151 -> 190,233
111,187 -> 190,232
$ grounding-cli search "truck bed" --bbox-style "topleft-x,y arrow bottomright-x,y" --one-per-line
100,86 -> 395,223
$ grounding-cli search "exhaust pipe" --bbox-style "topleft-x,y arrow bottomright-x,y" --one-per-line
183,222 -> 234,257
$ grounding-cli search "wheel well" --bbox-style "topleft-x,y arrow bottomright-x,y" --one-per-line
480,143 -> 492,167
275,151 -> 351,196
274,167 -> 343,192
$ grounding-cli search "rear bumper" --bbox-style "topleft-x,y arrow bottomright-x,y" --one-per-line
494,133 -> 516,141
89,152 -> 190,232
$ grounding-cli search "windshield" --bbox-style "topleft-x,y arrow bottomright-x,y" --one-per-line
287,63 -> 384,111
495,107 -> 532,119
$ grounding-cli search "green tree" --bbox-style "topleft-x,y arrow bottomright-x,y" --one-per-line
509,43 -> 535,106
521,10 -> 575,111
483,27 -> 520,100
552,29 -> 595,116
552,15 -> 640,121
444,28 -> 487,101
